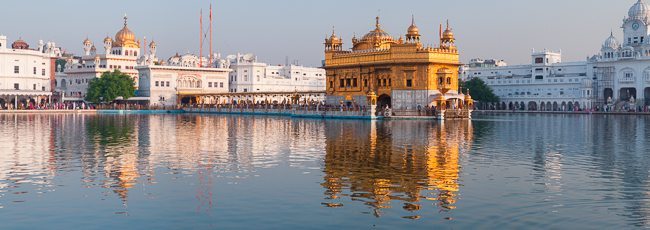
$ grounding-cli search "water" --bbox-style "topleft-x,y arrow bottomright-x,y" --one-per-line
0,113 -> 649,229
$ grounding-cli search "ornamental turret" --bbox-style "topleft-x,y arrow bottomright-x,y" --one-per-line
83,37 -> 92,55
405,15 -> 421,44
440,20 -> 456,50
104,36 -> 113,54
324,27 -> 343,52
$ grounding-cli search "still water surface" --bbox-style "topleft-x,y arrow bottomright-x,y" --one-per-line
0,113 -> 649,229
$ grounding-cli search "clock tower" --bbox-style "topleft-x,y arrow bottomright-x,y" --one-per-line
623,0 -> 650,46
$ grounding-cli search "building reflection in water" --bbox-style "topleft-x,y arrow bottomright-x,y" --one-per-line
321,120 -> 473,217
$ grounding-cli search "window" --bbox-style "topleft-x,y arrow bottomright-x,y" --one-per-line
42,86 -> 45,91
364,79 -> 368,87
535,58 -> 544,64
33,84 -> 37,90
33,67 -> 37,74
406,79 -> 413,87
220,82 -> 223,88
208,82 -> 213,87
339,79 -> 344,88
346,78 -> 351,87
14,83 -> 19,90
42,69 -> 46,76
166,81 -> 170,87
330,80 -> 334,88
244,88 -> 248,92
352,78 -> 358,87
14,66 -> 19,74
388,78 -> 392,86
155,81 -> 159,87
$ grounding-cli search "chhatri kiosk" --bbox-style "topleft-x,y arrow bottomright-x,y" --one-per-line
323,16 -> 472,119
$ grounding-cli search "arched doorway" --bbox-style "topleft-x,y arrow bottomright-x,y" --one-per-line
540,102 -> 546,111
0,98 -> 5,109
604,88 -> 614,103
553,102 -> 559,111
528,101 -> 538,111
561,102 -> 567,111
377,94 -> 391,109
500,102 -> 506,110
568,102 -> 574,111
619,88 -> 637,101
508,102 -> 514,110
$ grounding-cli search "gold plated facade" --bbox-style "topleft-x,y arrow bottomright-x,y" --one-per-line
324,17 -> 464,116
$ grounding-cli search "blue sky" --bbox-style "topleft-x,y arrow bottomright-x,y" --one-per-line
0,0 -> 634,66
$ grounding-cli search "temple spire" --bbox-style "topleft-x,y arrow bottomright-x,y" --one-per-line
411,14 -> 416,26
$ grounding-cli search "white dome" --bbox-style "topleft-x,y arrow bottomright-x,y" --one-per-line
629,0 -> 650,20
602,33 -> 620,49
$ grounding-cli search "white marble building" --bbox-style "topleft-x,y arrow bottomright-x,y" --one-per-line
226,53 -> 325,93
464,0 -> 650,111
588,0 -> 650,109
136,52 -> 230,107
462,50 -> 592,111
58,16 -> 142,101
0,35 -> 61,109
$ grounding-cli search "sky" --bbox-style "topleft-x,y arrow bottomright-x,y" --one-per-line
0,0 -> 635,67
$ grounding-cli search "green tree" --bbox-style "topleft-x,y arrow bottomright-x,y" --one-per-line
460,78 -> 499,103
85,70 -> 136,103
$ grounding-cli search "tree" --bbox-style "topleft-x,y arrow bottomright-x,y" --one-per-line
85,70 -> 136,103
460,78 -> 499,103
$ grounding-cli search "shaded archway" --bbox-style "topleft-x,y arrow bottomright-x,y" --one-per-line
508,102 -> 514,110
377,94 -> 391,109
561,102 -> 567,111
528,101 -> 538,111
604,88 -> 614,103
540,102 -> 546,111
619,88 -> 636,101
567,102 -> 574,111
553,102 -> 559,111
500,102 -> 506,110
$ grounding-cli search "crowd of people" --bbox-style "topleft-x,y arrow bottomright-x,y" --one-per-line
0,101 -> 95,110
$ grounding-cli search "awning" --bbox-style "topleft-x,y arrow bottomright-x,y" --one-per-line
0,90 -> 53,97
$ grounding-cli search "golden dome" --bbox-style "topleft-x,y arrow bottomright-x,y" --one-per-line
352,16 -> 397,51
113,15 -> 139,48
329,28 -> 341,43
442,29 -> 454,40
407,16 -> 420,36
104,36 -> 113,43
442,21 -> 455,40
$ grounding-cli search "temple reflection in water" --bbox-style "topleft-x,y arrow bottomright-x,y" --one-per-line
321,120 -> 473,217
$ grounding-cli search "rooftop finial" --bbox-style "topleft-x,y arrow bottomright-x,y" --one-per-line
411,14 -> 416,26
376,16 -> 381,29
123,14 -> 128,27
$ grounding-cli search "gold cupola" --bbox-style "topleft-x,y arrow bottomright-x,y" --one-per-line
352,16 -> 397,51
113,15 -> 139,48
406,15 -> 421,43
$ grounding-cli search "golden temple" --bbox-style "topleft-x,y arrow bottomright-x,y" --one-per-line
324,16 -> 473,118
